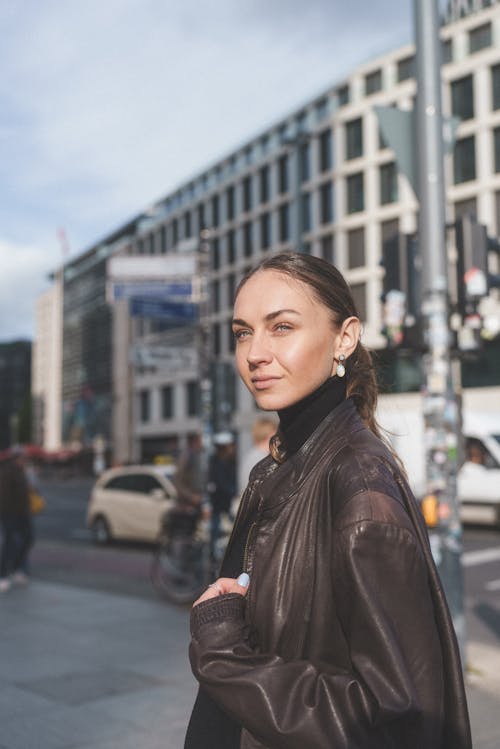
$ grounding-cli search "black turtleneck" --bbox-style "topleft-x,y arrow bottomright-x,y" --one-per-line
278,375 -> 346,457
184,374 -> 346,749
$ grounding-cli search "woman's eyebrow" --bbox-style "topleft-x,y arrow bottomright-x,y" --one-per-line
232,309 -> 300,327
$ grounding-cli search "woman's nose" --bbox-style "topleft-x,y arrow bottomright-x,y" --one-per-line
246,334 -> 272,366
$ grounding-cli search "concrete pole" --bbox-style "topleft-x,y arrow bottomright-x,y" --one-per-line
414,0 -> 466,659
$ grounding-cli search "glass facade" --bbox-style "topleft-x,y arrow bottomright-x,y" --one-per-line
62,253 -> 112,445
346,172 -> 364,213
345,118 -> 363,160
453,136 -> 476,184
379,162 -> 398,205
451,75 -> 474,120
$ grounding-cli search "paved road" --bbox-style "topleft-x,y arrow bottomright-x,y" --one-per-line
31,477 -> 500,642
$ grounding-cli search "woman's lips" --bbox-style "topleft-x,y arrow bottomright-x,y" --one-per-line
251,376 -> 280,390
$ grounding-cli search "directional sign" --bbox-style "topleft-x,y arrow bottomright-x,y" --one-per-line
129,297 -> 199,324
108,253 -> 197,280
130,343 -> 198,373
109,280 -> 192,301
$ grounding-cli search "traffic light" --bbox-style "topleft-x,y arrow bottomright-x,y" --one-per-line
381,233 -> 421,347
455,214 -> 489,318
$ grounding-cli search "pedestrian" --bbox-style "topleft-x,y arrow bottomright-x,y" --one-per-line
185,252 -> 471,749
207,432 -> 237,561
170,433 -> 207,539
0,451 -> 34,592
239,417 -> 277,492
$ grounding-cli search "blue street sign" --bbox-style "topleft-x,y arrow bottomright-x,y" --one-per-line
129,297 -> 199,324
111,280 -> 192,301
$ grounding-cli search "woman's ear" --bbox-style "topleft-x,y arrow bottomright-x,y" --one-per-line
336,316 -> 361,360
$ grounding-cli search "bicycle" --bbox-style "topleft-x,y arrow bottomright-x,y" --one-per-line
150,505 -> 229,605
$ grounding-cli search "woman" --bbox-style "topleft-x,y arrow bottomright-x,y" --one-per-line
185,252 -> 471,749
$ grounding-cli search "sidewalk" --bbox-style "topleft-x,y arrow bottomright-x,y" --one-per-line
1,579 -> 499,749
0,580 -> 196,749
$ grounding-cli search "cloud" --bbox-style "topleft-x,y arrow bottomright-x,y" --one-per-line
0,239 -> 55,342
0,0 -> 413,341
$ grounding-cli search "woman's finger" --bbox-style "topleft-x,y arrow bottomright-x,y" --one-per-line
192,573 -> 250,608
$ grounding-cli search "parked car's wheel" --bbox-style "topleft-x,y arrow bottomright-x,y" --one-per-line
91,515 -> 112,545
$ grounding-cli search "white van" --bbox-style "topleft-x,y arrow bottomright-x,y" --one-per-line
377,393 -> 500,527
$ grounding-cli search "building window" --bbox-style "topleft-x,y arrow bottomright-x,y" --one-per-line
442,38 -> 453,65
495,191 -> 500,236
319,182 -> 333,224
227,230 -> 236,264
260,213 -> 271,250
197,203 -> 206,231
318,129 -> 332,172
172,218 -> 178,246
242,176 -> 252,212
186,381 -> 199,417
278,155 -> 289,193
159,226 -> 166,254
381,218 -> 399,244
380,162 -> 398,205
365,69 -> 382,96
346,172 -> 364,214
321,235 -> 334,264
259,165 -> 270,204
211,238 -> 220,271
226,186 -> 235,221
315,97 -> 328,122
140,390 -> 150,422
184,211 -> 192,238
453,136 -> 476,184
451,75 -> 474,121
299,141 -> 310,182
337,84 -> 349,107
350,283 -> 367,321
347,227 -> 365,269
212,279 -> 221,313
469,22 -> 492,54
301,193 -> 311,233
228,322 -> 236,352
397,56 -> 415,82
211,195 -> 220,227
227,274 -> 236,305
494,127 -> 500,173
454,197 -> 477,220
491,64 -> 500,110
279,203 -> 290,242
243,222 -> 253,257
161,386 -> 173,419
213,324 -> 221,357
345,118 -> 363,160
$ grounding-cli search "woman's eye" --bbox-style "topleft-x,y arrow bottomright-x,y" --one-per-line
275,323 -> 292,333
233,329 -> 250,341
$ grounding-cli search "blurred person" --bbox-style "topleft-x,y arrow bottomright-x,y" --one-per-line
175,433 -> 205,509
207,432 -> 237,561
465,437 -> 486,466
0,451 -> 34,592
185,252 -> 471,749
169,433 -> 207,542
239,417 -> 277,491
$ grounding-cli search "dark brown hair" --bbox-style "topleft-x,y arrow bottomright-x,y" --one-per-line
235,252 -> 383,461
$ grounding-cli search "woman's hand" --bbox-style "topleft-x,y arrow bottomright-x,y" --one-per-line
193,573 -> 250,607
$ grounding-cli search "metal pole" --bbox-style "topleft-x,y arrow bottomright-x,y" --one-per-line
414,0 -> 466,660
198,230 -> 213,498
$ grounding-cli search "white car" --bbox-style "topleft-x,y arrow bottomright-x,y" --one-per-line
86,465 -> 177,544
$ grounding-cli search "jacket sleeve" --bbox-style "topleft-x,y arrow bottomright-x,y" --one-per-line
189,519 -> 444,749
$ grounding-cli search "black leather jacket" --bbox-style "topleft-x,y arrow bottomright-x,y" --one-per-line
190,400 -> 472,749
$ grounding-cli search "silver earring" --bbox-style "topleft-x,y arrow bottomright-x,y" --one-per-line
336,353 -> 346,378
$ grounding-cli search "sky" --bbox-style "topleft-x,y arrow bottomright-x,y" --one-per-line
0,0 -> 414,342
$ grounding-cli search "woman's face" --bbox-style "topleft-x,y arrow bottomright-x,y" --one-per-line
232,270 -> 341,411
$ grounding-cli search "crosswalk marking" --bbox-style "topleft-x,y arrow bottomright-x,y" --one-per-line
463,548 -> 500,567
